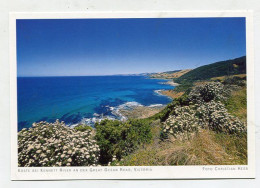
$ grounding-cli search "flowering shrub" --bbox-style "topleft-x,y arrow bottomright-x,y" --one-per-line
163,106 -> 199,135
162,82 -> 246,137
188,82 -> 229,104
197,101 -> 246,134
18,120 -> 100,167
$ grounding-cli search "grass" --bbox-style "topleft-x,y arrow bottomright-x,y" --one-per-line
211,74 -> 246,81
225,86 -> 247,123
118,129 -> 247,166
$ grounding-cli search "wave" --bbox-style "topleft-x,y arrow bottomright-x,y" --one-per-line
70,101 -> 165,128
148,104 -> 164,108
154,89 -> 165,96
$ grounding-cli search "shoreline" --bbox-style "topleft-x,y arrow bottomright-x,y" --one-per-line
119,104 -> 165,119
160,90 -> 184,99
160,80 -> 180,86
157,78 -> 183,99
118,78 -> 184,119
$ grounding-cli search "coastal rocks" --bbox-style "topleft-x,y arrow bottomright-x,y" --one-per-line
18,120 -> 100,167
119,105 -> 164,119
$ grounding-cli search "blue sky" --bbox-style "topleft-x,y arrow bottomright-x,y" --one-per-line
17,18 -> 246,77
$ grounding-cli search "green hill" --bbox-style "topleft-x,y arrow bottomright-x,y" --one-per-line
175,56 -> 246,84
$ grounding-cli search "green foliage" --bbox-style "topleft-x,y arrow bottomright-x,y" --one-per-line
222,75 -> 246,86
173,82 -> 193,93
150,94 -> 190,123
95,119 -> 152,164
225,87 -> 247,122
175,56 -> 246,85
74,124 -> 93,132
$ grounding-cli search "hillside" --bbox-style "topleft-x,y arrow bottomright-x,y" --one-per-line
175,56 -> 246,84
150,69 -> 192,79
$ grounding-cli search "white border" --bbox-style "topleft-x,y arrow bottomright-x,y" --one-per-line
10,11 -> 255,180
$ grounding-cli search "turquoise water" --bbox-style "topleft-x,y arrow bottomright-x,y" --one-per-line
17,76 -> 174,131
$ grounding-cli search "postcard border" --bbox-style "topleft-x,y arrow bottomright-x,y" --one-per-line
10,11 -> 255,180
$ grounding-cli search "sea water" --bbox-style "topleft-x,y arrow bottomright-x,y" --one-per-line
17,76 -> 174,131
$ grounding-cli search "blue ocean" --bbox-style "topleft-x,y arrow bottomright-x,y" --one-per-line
17,76 -> 174,131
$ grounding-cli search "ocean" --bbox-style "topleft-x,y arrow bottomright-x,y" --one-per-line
17,76 -> 174,131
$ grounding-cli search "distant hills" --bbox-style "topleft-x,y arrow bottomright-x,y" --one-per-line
149,69 -> 192,79
112,56 -> 246,82
174,56 -> 246,84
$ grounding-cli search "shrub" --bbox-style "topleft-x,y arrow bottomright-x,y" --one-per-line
95,119 -> 152,165
188,82 -> 229,103
162,82 -> 246,138
222,76 -> 246,86
18,120 -> 100,167
74,124 -> 93,132
163,105 -> 199,137
154,94 -> 190,123
197,101 -> 246,134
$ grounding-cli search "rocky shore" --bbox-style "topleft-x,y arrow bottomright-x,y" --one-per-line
160,90 -> 184,99
119,105 -> 164,119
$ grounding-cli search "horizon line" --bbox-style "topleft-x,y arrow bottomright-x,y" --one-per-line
17,73 -> 155,78
17,55 -> 246,78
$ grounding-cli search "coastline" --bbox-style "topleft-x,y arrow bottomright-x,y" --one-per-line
160,80 -> 179,86
119,78 -> 182,119
157,79 -> 184,99
160,90 -> 184,99
119,104 -> 164,119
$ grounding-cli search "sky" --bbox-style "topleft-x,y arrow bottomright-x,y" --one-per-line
17,18 -> 246,77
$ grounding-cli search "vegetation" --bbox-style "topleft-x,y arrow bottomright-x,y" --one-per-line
162,82 -> 246,138
74,124 -> 93,132
95,119 -> 152,164
115,71 -> 248,166
173,56 -> 246,92
18,120 -> 100,167
175,56 -> 246,84
149,69 -> 192,79
117,129 -> 247,166
17,56 -> 248,167
225,86 -> 247,122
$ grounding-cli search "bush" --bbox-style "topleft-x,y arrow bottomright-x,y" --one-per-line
153,94 -> 190,123
18,120 -> 100,167
161,82 -> 246,138
74,124 -> 93,132
95,119 -> 152,165
188,82 -> 229,103
222,76 -> 246,86
197,101 -> 246,134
